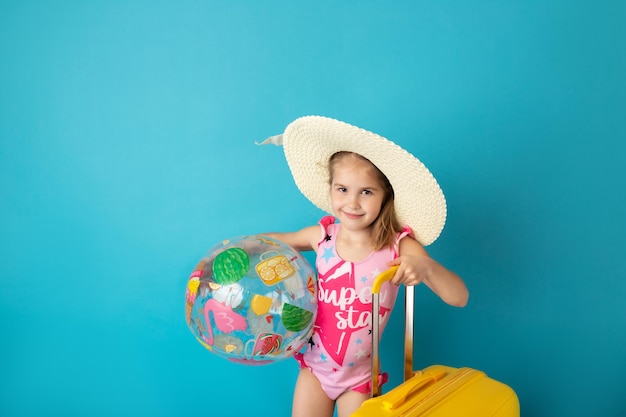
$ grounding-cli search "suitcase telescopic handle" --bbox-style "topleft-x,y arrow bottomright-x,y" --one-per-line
371,266 -> 415,397
371,267 -> 397,294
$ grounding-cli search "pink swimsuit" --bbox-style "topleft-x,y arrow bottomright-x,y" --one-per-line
295,216 -> 411,400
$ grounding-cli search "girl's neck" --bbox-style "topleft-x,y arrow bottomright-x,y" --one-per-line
334,225 -> 375,263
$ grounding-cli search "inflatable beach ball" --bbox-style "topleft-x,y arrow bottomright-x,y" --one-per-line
185,235 -> 317,365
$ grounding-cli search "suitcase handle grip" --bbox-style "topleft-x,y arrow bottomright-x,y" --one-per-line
382,368 -> 447,410
372,266 -> 398,294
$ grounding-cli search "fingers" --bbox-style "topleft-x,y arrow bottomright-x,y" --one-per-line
384,258 -> 398,285
387,257 -> 401,267
387,258 -> 404,286
387,258 -> 423,287
390,266 -> 403,286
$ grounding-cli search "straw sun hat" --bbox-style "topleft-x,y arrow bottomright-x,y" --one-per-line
260,116 -> 446,246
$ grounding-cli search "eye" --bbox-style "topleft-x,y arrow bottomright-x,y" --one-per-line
362,189 -> 373,195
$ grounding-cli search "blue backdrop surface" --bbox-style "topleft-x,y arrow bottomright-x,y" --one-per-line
1,1 -> 625,416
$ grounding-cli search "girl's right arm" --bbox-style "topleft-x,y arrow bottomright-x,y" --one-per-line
262,226 -> 320,253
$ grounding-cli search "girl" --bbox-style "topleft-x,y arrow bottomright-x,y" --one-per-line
261,116 -> 468,417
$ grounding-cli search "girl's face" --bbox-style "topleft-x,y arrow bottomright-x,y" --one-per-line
329,154 -> 386,232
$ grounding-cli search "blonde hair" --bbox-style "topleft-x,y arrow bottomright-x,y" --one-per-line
328,152 -> 402,250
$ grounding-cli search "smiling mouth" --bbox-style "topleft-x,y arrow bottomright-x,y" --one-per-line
343,212 -> 362,219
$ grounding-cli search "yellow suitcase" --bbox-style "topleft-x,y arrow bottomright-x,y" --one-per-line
351,268 -> 520,416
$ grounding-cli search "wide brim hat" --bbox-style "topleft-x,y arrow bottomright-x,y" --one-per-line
262,116 -> 447,246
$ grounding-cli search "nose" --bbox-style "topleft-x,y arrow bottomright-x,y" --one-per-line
347,192 -> 360,208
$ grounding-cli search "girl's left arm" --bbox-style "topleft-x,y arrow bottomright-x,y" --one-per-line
388,237 -> 469,307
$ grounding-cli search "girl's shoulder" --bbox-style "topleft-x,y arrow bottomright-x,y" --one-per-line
397,232 -> 429,257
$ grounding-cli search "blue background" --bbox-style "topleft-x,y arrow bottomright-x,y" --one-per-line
1,1 -> 625,416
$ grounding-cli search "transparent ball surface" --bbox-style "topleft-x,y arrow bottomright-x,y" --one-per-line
185,235 -> 317,365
